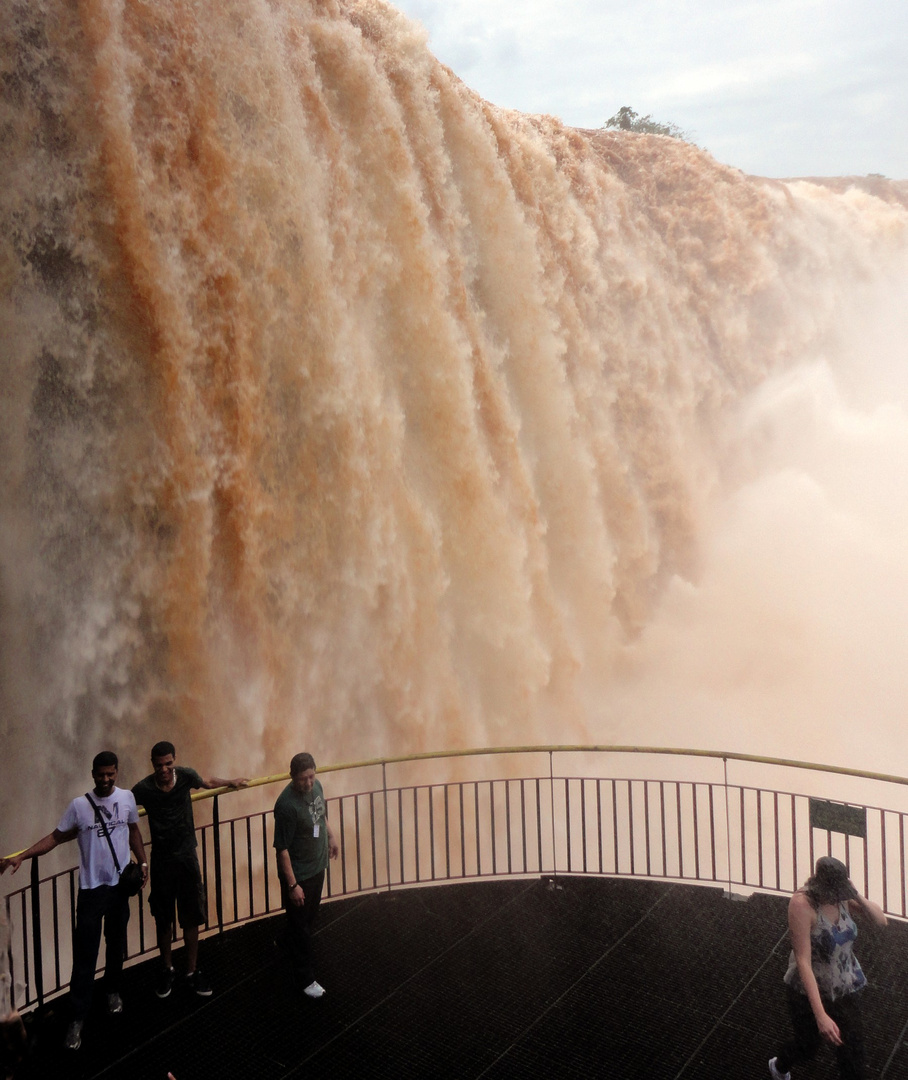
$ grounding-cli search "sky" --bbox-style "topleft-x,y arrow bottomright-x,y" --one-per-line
391,0 -> 908,180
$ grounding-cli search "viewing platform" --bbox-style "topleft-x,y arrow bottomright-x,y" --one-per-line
6,746 -> 908,1078
13,875 -> 908,1080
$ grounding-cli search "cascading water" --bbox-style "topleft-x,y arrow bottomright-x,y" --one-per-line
2,0 -> 907,828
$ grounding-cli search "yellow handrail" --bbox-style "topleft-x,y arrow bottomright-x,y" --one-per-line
6,744 -> 908,860
191,744 -> 908,792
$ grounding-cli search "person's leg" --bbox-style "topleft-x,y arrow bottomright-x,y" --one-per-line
174,857 -> 206,975
301,869 -> 325,929
100,886 -> 130,995
775,986 -> 822,1074
281,890 -> 315,986
155,918 -> 175,969
69,887 -> 105,1021
184,925 -> 199,974
150,858 -> 178,968
149,858 -> 179,997
831,992 -> 866,1080
278,870 -> 324,989
298,869 -> 326,989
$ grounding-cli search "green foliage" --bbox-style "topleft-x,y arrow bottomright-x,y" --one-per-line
603,106 -> 692,142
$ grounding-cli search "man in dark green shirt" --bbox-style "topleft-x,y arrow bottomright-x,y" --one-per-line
273,752 -> 339,997
133,740 -> 247,999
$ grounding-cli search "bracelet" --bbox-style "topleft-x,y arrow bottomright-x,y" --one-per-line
290,882 -> 299,890
141,863 -> 148,868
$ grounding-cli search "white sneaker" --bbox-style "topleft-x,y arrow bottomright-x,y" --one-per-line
768,1058 -> 791,1080
303,980 -> 325,998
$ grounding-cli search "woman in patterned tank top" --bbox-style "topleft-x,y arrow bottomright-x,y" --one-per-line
768,856 -> 888,1080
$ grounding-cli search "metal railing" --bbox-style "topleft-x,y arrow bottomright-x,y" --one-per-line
4,745 -> 908,1013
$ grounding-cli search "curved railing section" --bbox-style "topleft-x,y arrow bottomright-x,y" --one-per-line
4,745 -> 908,1012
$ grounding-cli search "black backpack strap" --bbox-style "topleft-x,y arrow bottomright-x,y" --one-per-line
85,792 -> 123,874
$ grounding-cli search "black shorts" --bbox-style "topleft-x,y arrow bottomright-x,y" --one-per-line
149,856 -> 207,929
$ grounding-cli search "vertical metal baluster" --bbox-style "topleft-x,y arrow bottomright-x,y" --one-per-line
398,787 -> 405,885
740,788 -> 747,888
50,876 -> 60,990
382,763 -> 392,892
474,783 -> 481,877
429,789 -> 436,882
262,812 -> 271,915
880,808 -> 888,914
337,798 -> 347,896
723,759 -> 732,895
790,795 -> 798,896
461,783 -> 468,879
245,818 -> 253,919
505,780 -> 513,877
628,780 -> 636,878
413,787 -> 420,883
230,820 -> 238,923
212,797 -> 224,935
29,859 -> 43,1010
549,752 -> 557,880
490,781 -> 497,877
643,780 -> 651,878
707,784 -> 717,882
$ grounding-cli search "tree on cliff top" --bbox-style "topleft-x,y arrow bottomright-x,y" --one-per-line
604,106 -> 693,142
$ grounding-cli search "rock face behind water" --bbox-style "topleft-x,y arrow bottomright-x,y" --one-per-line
1,0 -> 907,823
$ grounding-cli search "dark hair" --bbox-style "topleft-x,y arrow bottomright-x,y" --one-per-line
290,752 -> 316,776
151,741 -> 176,760
92,751 -> 119,771
804,856 -> 858,905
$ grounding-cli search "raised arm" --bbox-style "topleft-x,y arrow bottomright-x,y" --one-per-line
0,828 -> 76,875
848,894 -> 887,928
788,891 -> 841,1046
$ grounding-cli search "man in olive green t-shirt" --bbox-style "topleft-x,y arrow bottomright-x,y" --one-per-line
273,752 -> 339,998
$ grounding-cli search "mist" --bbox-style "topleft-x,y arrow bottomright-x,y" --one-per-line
1,0 -> 907,836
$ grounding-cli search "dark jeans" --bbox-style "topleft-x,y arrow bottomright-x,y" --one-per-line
69,884 -> 130,1021
776,986 -> 866,1080
279,869 -> 325,987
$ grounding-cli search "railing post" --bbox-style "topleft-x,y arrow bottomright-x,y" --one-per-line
212,794 -> 224,935
723,757 -> 733,897
382,762 -> 392,892
29,858 -> 43,1010
549,751 -> 557,883
3,895 -> 13,1013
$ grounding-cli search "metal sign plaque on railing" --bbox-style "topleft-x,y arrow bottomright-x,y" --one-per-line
808,798 -> 867,838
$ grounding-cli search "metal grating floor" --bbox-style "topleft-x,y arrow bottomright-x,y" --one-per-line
12,877 -> 908,1079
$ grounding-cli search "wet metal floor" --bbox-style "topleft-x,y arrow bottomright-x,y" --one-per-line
14,877 -> 908,1079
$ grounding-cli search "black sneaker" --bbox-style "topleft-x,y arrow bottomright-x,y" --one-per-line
186,969 -> 212,997
155,966 -> 175,999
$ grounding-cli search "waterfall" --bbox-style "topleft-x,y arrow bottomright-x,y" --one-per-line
2,0 -> 907,826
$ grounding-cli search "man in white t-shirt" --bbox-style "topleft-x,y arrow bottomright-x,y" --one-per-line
0,751 -> 147,1051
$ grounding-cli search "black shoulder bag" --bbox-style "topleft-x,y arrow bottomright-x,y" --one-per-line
85,793 -> 144,896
